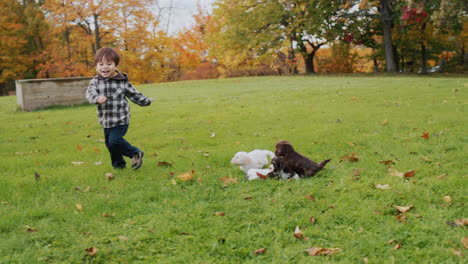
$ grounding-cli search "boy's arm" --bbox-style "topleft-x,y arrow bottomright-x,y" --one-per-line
125,82 -> 153,106
86,79 -> 100,104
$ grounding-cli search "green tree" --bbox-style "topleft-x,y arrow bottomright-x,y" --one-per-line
211,0 -> 345,74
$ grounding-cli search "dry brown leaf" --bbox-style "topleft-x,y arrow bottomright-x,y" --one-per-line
381,119 -> 388,126
157,161 -> 173,167
219,176 -> 238,184
27,228 -> 38,233
244,196 -> 254,200
393,244 -> 401,250
305,247 -> 342,256
389,168 -> 416,179
105,173 -> 114,180
421,132 -> 429,139
452,248 -> 463,257
305,195 -> 316,201
309,216 -> 317,225
375,184 -> 391,190
394,205 -> 413,213
76,203 -> 83,212
85,247 -> 98,256
379,160 -> 395,165
213,212 -> 225,216
76,145 -> 83,151
454,218 -> 468,227
340,152 -> 358,163
71,161 -> 86,165
461,237 -> 468,249
253,248 -> 267,255
294,226 -> 303,239
177,170 -> 195,181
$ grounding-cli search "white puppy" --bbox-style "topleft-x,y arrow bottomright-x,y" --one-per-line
246,167 -> 273,180
246,166 -> 300,181
231,149 -> 275,174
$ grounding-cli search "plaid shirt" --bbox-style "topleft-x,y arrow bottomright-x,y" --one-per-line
86,71 -> 152,128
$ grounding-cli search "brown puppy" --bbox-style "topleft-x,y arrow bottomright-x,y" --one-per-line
274,140 -> 330,177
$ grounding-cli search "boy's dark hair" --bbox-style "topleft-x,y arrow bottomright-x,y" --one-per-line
94,47 -> 120,66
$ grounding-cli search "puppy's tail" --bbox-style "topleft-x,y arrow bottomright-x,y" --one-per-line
318,159 -> 331,169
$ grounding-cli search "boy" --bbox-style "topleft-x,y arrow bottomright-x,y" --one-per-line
86,47 -> 153,170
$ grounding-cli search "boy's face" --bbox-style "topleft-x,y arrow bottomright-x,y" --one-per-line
96,58 -> 117,78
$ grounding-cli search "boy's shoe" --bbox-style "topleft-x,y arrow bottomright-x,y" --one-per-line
131,152 -> 144,170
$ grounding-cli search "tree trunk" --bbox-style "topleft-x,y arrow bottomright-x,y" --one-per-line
379,0 -> 398,72
93,14 -> 101,51
304,51 -> 315,73
419,22 -> 428,74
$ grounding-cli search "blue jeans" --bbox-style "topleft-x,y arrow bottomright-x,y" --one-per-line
104,124 -> 140,168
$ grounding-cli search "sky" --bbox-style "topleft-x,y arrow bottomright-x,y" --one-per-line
158,0 -> 217,34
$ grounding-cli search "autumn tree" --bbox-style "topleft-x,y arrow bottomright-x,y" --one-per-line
0,0 -> 48,95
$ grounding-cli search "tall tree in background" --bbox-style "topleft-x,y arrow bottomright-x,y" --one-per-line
0,0 -> 48,95
212,0 -> 346,74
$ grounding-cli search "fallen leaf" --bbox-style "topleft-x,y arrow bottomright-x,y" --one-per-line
462,237 -> 468,249
309,216 -> 317,225
177,170 -> 195,181
381,119 -> 388,126
340,152 -> 358,163
256,172 -> 267,179
27,228 -> 38,233
396,215 -> 407,222
294,226 -> 303,239
389,168 -> 416,179
93,148 -> 101,154
421,132 -> 429,139
244,196 -> 254,200
422,156 -> 432,162
379,160 -> 395,165
394,205 -> 413,213
393,244 -> 401,250
83,186 -> 91,192
219,176 -> 238,184
170,179 -> 177,185
375,184 -> 390,190
71,161 -> 86,165
105,173 -> 114,180
404,170 -> 416,178
346,141 -> 354,147
85,247 -> 98,256
76,203 -> 83,212
213,212 -> 225,216
253,248 -> 267,255
351,169 -> 361,176
34,172 -> 40,181
305,195 -> 316,201
210,132 -> 216,137
443,195 -> 452,203
454,218 -> 468,227
305,247 -> 342,256
76,145 -> 83,151
452,248 -> 463,257
118,236 -> 129,242
157,161 -> 173,167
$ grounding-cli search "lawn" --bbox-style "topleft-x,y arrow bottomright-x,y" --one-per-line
0,75 -> 466,263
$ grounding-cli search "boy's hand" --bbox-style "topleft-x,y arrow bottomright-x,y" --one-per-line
97,96 -> 107,104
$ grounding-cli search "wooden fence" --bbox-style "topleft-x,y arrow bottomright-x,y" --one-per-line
16,77 -> 92,111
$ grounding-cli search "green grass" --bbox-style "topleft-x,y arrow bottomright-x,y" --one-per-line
0,75 -> 467,263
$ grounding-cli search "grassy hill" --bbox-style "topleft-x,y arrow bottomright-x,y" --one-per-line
0,75 -> 466,263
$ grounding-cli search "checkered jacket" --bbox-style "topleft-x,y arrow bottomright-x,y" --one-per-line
86,72 -> 153,128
